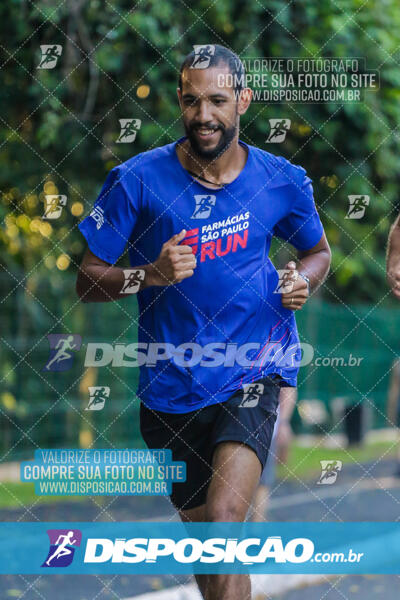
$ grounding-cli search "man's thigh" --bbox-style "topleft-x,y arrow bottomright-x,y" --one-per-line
139,377 -> 279,515
178,440 -> 263,523
212,376 -> 279,464
205,441 -> 263,522
140,403 -> 216,511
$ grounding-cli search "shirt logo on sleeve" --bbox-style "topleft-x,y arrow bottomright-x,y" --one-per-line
90,206 -> 104,230
191,195 -> 216,219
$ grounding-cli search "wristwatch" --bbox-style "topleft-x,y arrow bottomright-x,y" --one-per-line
298,273 -> 311,294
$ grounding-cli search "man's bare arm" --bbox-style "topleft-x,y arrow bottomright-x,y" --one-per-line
76,229 -> 197,303
296,232 -> 331,293
76,248 -> 151,303
281,232 -> 331,311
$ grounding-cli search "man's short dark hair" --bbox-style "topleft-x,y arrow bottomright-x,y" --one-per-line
178,44 -> 246,95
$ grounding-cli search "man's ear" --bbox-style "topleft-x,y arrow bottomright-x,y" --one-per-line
237,87 -> 252,116
177,87 -> 183,109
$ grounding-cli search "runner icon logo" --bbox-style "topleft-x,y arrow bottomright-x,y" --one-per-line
86,386 -> 110,411
37,45 -> 62,69
116,119 -> 142,143
239,383 -> 264,408
274,269 -> 297,294
317,460 -> 343,485
346,195 -> 370,219
266,119 -> 291,143
190,45 -> 215,69
43,195 -> 67,220
43,334 -> 82,372
191,195 -> 216,219
42,529 -> 82,567
121,269 -> 145,294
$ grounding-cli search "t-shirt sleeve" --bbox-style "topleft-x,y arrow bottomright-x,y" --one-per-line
78,166 -> 140,264
273,169 -> 324,251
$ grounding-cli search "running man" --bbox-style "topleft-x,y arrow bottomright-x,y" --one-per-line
76,45 -> 331,600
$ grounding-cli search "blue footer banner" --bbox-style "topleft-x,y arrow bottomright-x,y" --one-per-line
0,522 -> 399,574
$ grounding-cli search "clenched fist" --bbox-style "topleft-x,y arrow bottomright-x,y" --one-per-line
280,261 -> 309,311
149,229 -> 197,286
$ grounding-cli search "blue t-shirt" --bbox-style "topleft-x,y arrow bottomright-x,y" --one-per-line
78,138 -> 324,413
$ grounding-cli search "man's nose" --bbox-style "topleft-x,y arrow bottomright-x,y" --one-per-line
196,99 -> 213,123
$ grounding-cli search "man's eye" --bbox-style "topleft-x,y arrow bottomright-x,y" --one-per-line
213,99 -> 225,105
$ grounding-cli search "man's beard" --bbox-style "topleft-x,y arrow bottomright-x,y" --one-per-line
184,121 -> 238,160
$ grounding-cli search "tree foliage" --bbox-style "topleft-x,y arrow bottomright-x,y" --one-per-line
1,0 -> 399,304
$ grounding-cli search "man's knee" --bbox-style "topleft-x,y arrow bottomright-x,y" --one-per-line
205,499 -> 246,522
178,503 -> 206,522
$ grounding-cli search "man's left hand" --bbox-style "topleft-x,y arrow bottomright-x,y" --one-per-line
281,261 -> 309,311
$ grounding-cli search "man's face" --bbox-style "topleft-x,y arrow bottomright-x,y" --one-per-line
178,64 -> 239,160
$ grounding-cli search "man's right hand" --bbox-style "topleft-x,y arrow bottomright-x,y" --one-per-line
148,229 -> 197,286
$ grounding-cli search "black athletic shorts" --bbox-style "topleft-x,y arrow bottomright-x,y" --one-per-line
139,375 -> 282,510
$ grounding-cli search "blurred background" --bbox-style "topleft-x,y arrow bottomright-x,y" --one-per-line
1,1 -> 400,598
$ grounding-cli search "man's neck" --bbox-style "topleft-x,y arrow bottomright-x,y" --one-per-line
177,137 -> 248,187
